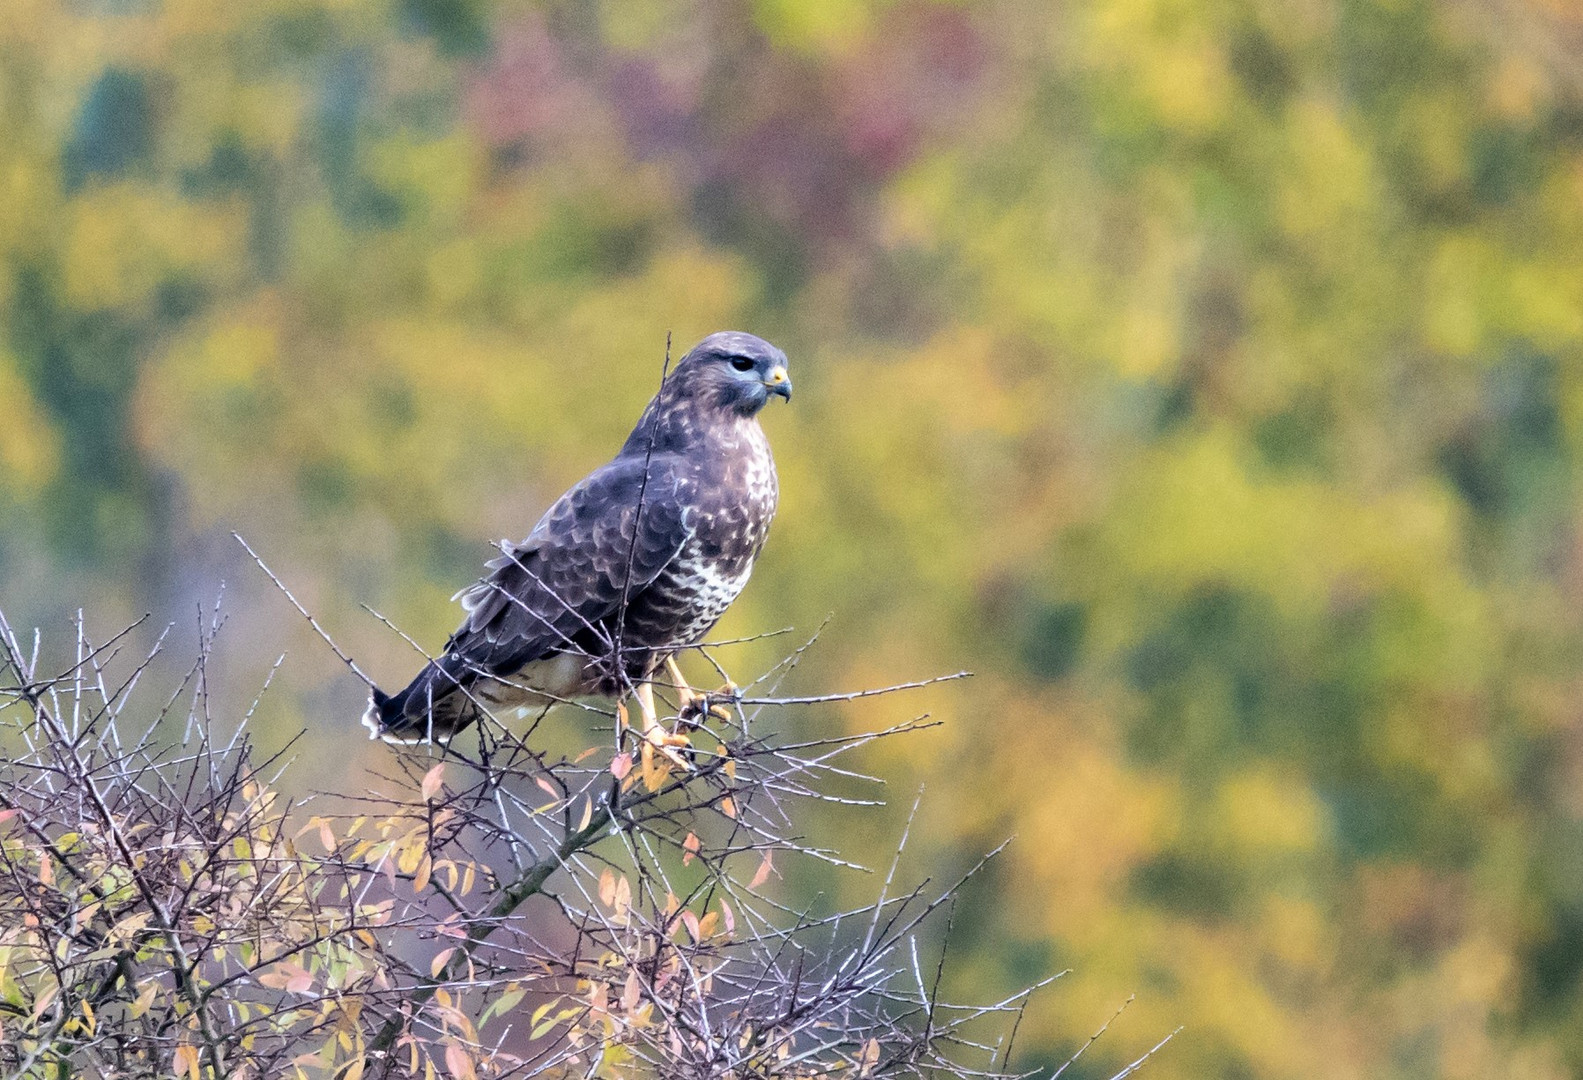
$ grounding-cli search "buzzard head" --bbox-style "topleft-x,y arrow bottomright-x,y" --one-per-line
672,331 -> 792,416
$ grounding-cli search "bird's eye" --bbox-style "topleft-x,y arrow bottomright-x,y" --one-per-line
730,356 -> 755,372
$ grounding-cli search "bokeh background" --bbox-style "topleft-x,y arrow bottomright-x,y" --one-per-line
4,0 -> 1583,1076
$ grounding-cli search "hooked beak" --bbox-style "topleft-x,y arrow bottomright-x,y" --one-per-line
764,365 -> 792,401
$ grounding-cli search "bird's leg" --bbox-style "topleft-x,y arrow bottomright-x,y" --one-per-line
668,656 -> 736,725
665,655 -> 700,713
635,681 -> 691,772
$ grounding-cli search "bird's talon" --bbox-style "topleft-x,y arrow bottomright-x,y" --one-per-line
679,684 -> 740,725
642,725 -> 692,770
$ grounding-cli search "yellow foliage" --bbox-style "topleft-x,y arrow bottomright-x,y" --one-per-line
752,0 -> 877,54
0,354 -> 60,494
1213,768 -> 1322,855
63,185 -> 246,312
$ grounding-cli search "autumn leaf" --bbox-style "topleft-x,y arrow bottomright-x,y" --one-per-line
749,850 -> 774,890
443,1042 -> 476,1080
614,874 -> 632,922
858,1036 -> 881,1076
421,763 -> 445,803
257,961 -> 314,994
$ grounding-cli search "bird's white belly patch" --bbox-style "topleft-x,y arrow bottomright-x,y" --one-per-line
477,652 -> 592,713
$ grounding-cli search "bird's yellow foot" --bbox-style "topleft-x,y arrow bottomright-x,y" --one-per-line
639,728 -> 693,791
678,681 -> 739,726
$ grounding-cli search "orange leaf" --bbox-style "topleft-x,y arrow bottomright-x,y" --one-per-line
421,764 -> 445,803
610,753 -> 633,780
622,969 -> 642,1013
682,832 -> 700,867
598,868 -> 617,908
443,1042 -> 477,1080
257,961 -> 314,993
749,851 -> 773,890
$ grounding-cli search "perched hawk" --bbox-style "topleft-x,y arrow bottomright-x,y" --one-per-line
363,331 -> 791,746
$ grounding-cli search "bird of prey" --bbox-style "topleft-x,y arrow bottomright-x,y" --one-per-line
363,331 -> 791,757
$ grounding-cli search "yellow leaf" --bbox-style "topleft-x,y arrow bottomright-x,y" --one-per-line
858,1036 -> 880,1075
614,875 -> 631,922
131,980 -> 159,1018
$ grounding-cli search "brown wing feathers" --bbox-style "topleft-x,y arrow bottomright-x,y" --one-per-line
367,456 -> 691,739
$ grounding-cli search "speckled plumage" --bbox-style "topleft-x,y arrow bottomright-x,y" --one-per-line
364,332 -> 789,742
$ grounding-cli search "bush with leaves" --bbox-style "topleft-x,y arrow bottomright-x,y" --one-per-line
0,590 -> 1170,1079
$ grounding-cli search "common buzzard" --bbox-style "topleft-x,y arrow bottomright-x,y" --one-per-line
362,332 -> 791,753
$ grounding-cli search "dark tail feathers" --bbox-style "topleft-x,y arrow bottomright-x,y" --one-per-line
361,658 -> 478,744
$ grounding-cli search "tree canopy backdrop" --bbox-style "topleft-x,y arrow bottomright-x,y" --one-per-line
2,0 -> 1583,1077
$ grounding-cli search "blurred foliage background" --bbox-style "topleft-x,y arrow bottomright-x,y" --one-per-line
3,0 -> 1583,1076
